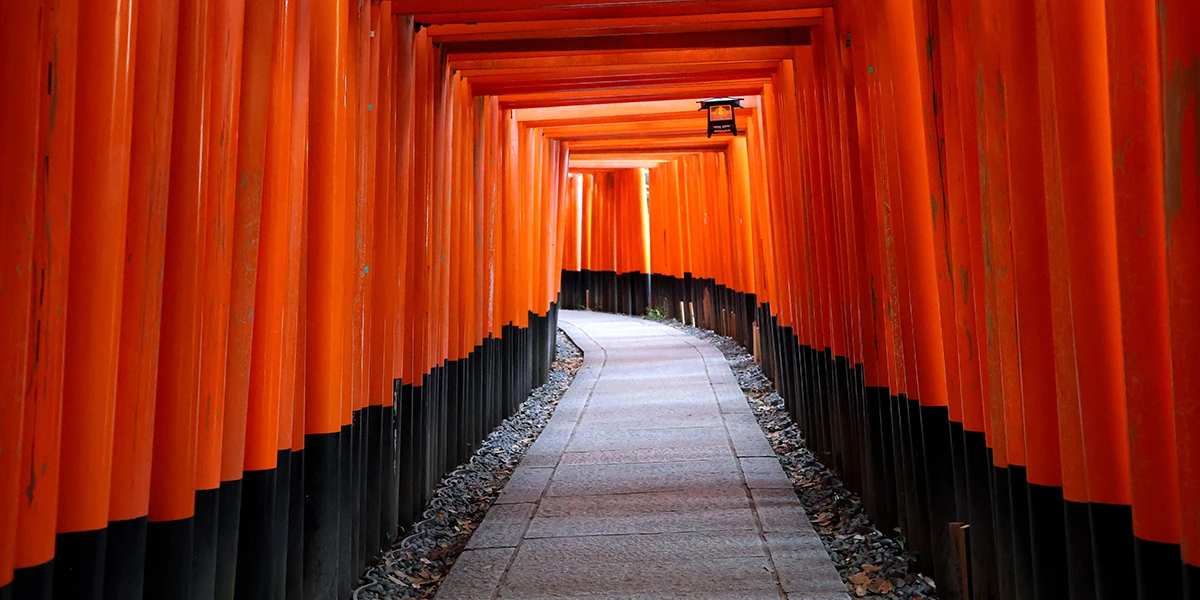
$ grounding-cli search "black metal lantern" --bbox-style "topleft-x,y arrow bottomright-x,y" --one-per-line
698,97 -> 744,138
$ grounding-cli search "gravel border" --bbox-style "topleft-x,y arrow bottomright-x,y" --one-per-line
353,331 -> 583,600
656,317 -> 939,600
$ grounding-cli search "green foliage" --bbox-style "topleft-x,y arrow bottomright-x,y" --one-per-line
646,306 -> 668,321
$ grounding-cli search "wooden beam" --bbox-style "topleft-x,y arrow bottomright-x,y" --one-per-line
460,60 -> 779,80
568,160 -> 673,169
443,27 -> 810,55
469,69 -> 777,95
449,46 -> 795,70
427,13 -> 821,42
395,0 -> 835,24
456,59 -> 780,79
539,117 -> 752,140
566,137 -> 733,151
498,81 -> 766,108
513,97 -> 758,122
520,109 -> 758,129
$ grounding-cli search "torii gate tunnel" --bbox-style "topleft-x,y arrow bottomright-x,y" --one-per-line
1,1 -> 1199,599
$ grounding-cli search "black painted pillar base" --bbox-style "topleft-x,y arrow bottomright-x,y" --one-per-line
52,528 -> 106,600
287,449 -> 305,600
215,478 -> 242,600
1185,563 -> 1200,600
1089,502 -> 1136,600
1063,499 -> 1097,600
989,462 -> 1016,600
235,465 -> 279,600
303,429 -> 343,600
1133,537 -> 1184,600
920,405 -> 961,600
1027,482 -> 1069,600
102,517 -> 146,600
192,486 -> 220,600
12,558 -> 53,600
1007,466 -> 1034,600
144,517 -> 195,600
365,404 -> 383,562
964,430 -> 1000,600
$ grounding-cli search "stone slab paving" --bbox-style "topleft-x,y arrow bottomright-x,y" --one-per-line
437,310 -> 846,600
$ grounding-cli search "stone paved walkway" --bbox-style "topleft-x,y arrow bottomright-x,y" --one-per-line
436,310 -> 847,600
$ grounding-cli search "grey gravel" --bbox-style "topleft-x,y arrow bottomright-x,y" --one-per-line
655,317 -> 939,600
352,331 -> 583,600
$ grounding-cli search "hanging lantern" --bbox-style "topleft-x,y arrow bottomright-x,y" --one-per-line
698,97 -> 744,138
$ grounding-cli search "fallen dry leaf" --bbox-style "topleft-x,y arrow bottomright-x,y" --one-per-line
405,571 -> 444,587
862,564 -> 882,573
868,578 -> 894,594
848,572 -> 870,586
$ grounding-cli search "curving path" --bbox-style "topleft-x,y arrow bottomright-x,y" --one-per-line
436,310 -> 847,600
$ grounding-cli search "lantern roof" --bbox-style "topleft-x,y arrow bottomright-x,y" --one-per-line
698,97 -> 745,109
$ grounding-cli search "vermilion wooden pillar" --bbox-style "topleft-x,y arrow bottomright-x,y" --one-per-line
338,0 -> 360,587
369,0 -> 399,553
145,0 -> 210,596
1161,1 -> 1200,597
240,0 -> 297,597
54,0 -> 138,597
103,0 -> 175,598
0,1 -> 42,597
14,1 -> 80,598
997,3 -> 1069,599
1046,0 -> 1135,597
1023,3 -> 1096,599
206,1 -> 249,595
865,1 -> 923,569
1104,0 -> 1185,598
843,0 -> 900,537
346,0 -> 371,579
394,13 -> 417,530
282,4 -> 312,595
305,0 -> 352,595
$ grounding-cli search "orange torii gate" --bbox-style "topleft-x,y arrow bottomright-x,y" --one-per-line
1,1 -> 1199,600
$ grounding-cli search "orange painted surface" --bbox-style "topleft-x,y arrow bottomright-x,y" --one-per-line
400,0 -> 831,24
199,0 -> 250,499
210,0 -> 250,484
370,2 -> 396,408
246,0 -> 298,473
1162,0 -> 1200,569
109,0 -> 174,527
882,0 -> 948,410
354,0 -> 374,408
17,0 -> 80,570
924,0 -> 980,431
1046,0 -> 1132,507
3,0 -> 1200,589
973,0 -> 1016,468
1003,0 -> 1060,486
1029,0 -> 1089,505
57,0 -> 138,533
150,0 -> 212,523
307,0 -> 351,434
1107,0 -> 1180,544
280,0 -> 312,448
0,0 -> 42,583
